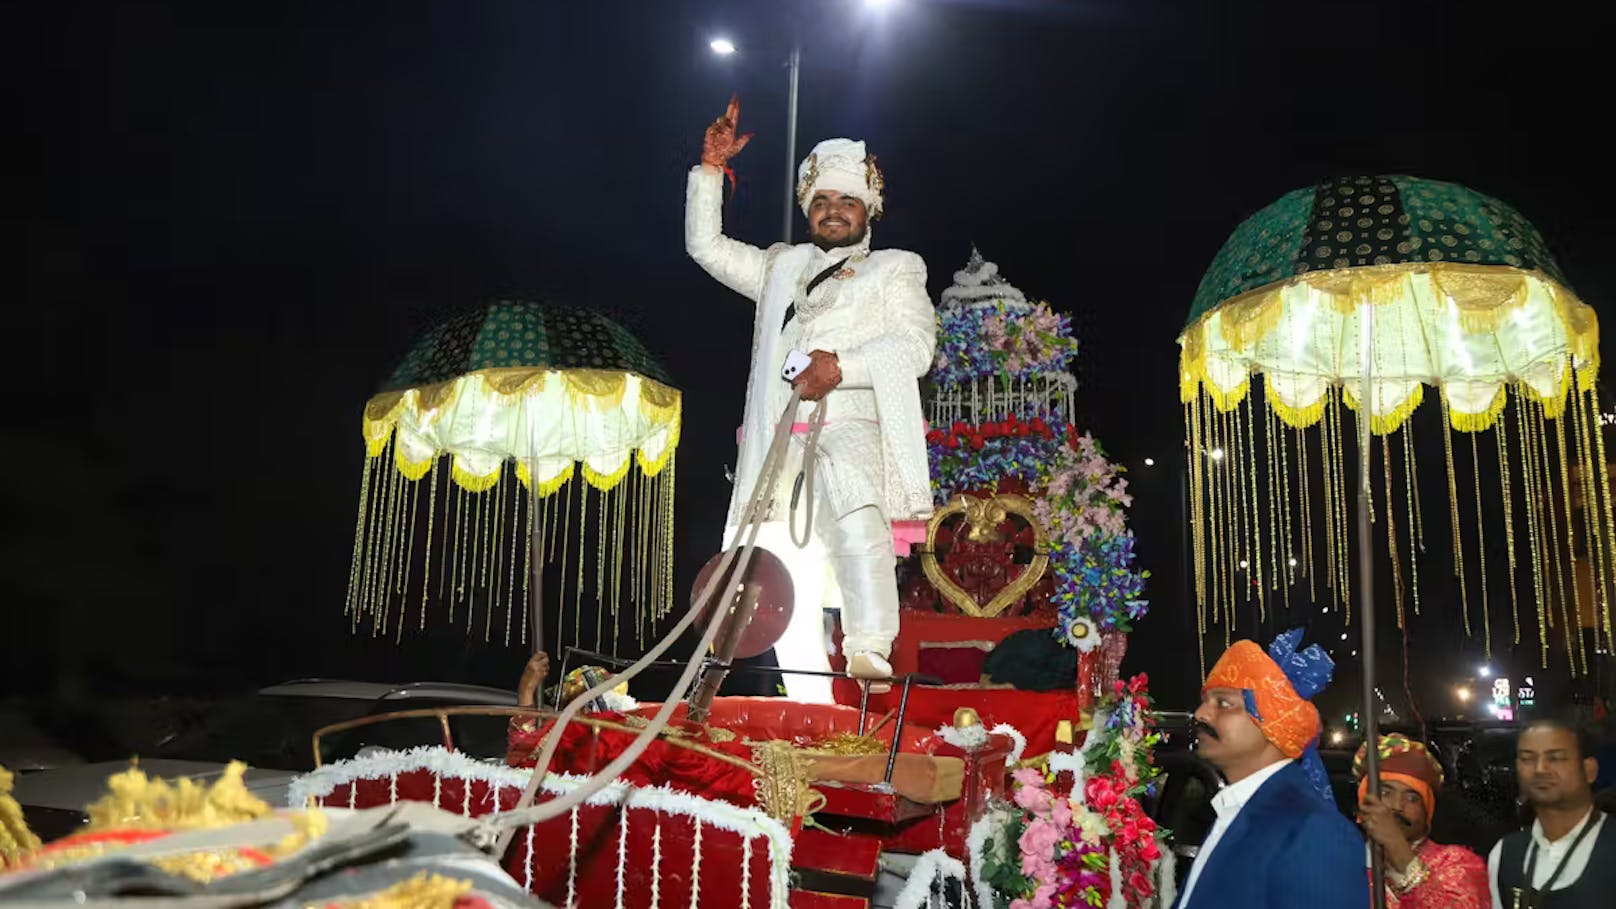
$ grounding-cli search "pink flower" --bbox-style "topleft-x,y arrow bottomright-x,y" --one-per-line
1140,836 -> 1162,863
1084,775 -> 1118,811
1129,871 -> 1153,897
1012,767 -> 1046,788
1049,798 -> 1073,829
1025,818 -> 1062,856
1015,782 -> 1054,814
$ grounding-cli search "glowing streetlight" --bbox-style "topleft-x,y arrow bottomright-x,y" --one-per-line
1478,664 -> 1493,678
1144,457 -> 1155,467
1329,729 -> 1346,746
1288,557 -> 1298,567
864,0 -> 898,8
1239,559 -> 1250,570
1340,633 -> 1349,640
709,37 -> 736,56
1455,686 -> 1473,703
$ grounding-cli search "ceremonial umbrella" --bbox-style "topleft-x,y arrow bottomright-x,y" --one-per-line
345,300 -> 681,654
1179,177 -> 1609,906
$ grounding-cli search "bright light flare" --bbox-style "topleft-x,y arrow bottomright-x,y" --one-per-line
709,37 -> 736,55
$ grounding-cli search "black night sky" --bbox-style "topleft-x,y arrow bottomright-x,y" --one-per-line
10,0 -> 1614,721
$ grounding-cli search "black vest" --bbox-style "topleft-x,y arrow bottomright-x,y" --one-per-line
1494,811 -> 1616,908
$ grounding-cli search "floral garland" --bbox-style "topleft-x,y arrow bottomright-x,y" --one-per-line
924,417 -> 1149,637
927,416 -> 1077,502
1080,675 -> 1165,909
969,675 -> 1167,909
932,300 -> 1078,385
1037,434 -> 1149,634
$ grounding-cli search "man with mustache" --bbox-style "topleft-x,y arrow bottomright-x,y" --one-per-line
1488,716 -> 1612,909
1173,628 -> 1366,909
685,98 -> 935,701
1355,733 -> 1489,908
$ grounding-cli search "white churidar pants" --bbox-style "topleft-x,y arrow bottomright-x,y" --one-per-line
724,502 -> 899,704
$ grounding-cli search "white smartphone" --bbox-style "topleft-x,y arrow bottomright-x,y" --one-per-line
781,349 -> 813,382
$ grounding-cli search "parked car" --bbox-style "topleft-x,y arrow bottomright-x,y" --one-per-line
5,679 -> 521,844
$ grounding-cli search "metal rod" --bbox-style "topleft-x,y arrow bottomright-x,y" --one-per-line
886,674 -> 916,784
687,582 -> 763,723
782,45 -> 801,243
558,646 -> 943,683
857,681 -> 871,733
1359,307 -> 1387,909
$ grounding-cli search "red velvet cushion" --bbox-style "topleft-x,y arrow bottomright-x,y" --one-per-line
917,642 -> 990,685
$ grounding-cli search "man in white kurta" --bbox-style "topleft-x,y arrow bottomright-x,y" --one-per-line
685,99 -> 935,702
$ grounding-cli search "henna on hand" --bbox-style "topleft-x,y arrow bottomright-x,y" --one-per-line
701,94 -> 755,169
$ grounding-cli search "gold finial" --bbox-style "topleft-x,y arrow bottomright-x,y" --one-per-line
952,707 -> 981,730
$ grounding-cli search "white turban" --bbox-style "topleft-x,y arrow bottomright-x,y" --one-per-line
796,138 -> 884,219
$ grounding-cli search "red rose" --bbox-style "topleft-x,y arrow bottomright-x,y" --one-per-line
1128,871 -> 1153,896
1031,417 -> 1048,433
941,435 -> 958,450
926,430 -> 943,444
970,435 -> 986,450
951,421 -> 968,435
1084,775 -> 1118,811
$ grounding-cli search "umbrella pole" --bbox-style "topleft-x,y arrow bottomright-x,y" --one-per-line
1358,307 -> 1386,909
529,458 -> 545,658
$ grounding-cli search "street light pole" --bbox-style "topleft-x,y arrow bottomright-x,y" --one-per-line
782,45 -> 801,244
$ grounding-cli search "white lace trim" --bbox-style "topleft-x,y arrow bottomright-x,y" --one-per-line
288,746 -> 793,908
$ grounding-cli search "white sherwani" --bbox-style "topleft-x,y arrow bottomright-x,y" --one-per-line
684,166 -> 936,700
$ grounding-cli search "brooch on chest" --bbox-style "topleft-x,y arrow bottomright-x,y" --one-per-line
833,267 -> 856,280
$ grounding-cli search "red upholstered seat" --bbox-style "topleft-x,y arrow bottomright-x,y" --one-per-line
631,698 -> 943,753
830,611 -> 1080,758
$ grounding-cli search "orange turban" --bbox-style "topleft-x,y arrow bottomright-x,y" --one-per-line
1203,630 -> 1329,760
1353,733 -> 1443,823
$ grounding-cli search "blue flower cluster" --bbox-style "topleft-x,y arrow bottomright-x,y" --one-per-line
1049,533 -> 1150,633
931,300 -> 1078,385
928,430 -> 1071,504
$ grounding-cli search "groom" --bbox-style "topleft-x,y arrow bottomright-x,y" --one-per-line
684,98 -> 936,701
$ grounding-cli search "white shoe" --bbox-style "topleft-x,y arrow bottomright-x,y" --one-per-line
847,652 -> 893,694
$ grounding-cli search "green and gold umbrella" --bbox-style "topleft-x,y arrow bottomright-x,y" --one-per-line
1180,176 -> 1610,672
346,300 -> 681,651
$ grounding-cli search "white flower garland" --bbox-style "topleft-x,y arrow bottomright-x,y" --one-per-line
289,745 -> 533,807
933,723 -> 987,751
523,825 -> 535,892
989,724 -> 1027,767
651,819 -> 663,909
690,819 -> 702,907
1154,841 -> 1177,909
893,849 -> 967,909
965,810 -> 1006,909
565,806 -> 579,909
931,722 -> 1026,766
1108,846 -> 1125,909
288,746 -> 793,908
614,804 -> 629,909
602,691 -> 639,713
740,834 -> 753,909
